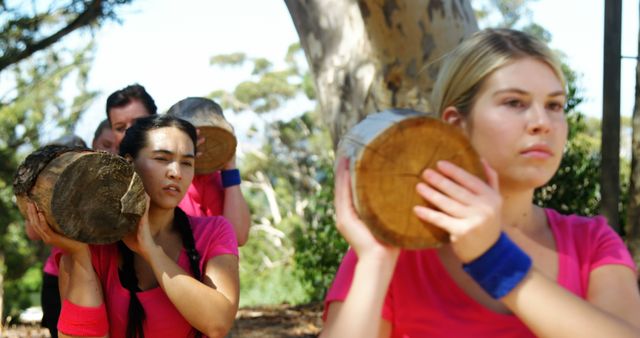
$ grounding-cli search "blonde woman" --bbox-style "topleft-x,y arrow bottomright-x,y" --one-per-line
322,28 -> 640,338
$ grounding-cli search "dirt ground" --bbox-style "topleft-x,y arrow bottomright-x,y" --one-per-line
1,302 -> 323,338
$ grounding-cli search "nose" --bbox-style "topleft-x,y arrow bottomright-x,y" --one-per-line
526,103 -> 551,134
167,161 -> 182,180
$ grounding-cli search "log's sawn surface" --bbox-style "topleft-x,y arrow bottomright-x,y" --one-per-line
13,145 -> 146,244
167,99 -> 237,174
338,109 -> 486,249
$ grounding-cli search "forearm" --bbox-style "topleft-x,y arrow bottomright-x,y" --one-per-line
503,269 -> 640,338
223,186 -> 251,246
58,250 -> 108,338
322,254 -> 396,338
146,247 -> 237,337
59,250 -> 103,306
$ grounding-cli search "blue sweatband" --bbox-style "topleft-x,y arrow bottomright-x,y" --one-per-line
221,169 -> 241,188
462,232 -> 532,299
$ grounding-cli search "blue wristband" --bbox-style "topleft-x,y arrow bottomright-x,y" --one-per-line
462,232 -> 532,299
221,169 -> 241,188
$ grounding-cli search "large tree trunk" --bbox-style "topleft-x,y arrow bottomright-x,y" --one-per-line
285,0 -> 478,146
626,1 -> 640,266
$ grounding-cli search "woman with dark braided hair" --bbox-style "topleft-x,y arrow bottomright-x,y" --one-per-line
25,114 -> 239,338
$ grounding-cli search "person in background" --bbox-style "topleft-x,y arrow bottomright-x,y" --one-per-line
321,28 -> 640,337
27,115 -> 239,337
106,83 -> 158,150
105,85 -> 250,245
92,119 -> 117,154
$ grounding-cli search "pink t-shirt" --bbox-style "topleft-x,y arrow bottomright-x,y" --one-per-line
178,172 -> 224,217
44,247 -> 63,276
324,209 -> 637,337
90,215 -> 237,338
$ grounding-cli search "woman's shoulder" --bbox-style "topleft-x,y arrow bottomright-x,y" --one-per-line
186,214 -> 238,257
545,208 -> 611,234
187,214 -> 232,234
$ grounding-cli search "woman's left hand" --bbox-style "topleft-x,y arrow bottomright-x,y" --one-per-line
195,128 -> 206,158
25,201 -> 88,256
413,159 -> 502,263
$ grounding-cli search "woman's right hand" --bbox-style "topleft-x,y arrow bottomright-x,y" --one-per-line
25,201 -> 88,256
334,157 -> 400,262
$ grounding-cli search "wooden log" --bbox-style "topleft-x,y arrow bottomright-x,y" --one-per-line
337,109 -> 486,249
167,97 -> 237,174
13,145 -> 146,244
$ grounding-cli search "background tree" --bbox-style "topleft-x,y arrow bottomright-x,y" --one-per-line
0,0 -> 131,324
208,45 -> 344,305
285,0 -> 478,146
0,0 -> 132,72
627,0 -> 640,266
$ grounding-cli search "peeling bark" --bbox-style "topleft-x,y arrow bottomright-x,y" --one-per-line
285,0 -> 478,147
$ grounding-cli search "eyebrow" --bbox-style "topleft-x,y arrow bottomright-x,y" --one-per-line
152,149 -> 195,159
493,88 -> 566,97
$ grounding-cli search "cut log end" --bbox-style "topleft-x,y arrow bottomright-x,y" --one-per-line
342,111 -> 485,249
196,127 -> 237,174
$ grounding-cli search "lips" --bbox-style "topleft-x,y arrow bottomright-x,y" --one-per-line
162,183 -> 181,194
520,143 -> 553,158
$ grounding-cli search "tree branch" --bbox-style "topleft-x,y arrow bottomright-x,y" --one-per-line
0,0 -> 105,72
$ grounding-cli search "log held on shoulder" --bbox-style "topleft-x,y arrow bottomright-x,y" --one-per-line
337,109 -> 485,249
14,146 -> 146,244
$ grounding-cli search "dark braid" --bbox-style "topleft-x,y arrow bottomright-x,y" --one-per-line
174,207 -> 201,281
174,207 -> 202,338
118,241 -> 145,338
118,208 -> 202,338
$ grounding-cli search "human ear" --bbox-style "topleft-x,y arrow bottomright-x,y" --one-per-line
124,154 -> 134,163
441,106 -> 466,129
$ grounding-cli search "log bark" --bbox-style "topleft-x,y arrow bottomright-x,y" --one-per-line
338,109 -> 485,248
285,0 -> 478,146
13,145 -> 146,244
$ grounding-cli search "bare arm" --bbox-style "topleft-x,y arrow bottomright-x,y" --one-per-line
320,158 -> 400,338
501,266 -> 640,338
144,247 -> 239,338
26,201 -> 107,338
58,252 -> 108,338
320,256 -> 396,338
414,160 -> 640,337
222,158 -> 251,246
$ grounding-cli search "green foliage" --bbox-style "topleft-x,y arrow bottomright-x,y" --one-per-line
210,44 -> 344,304
293,167 -> 348,302
0,0 -> 132,71
210,53 -> 247,67
0,6 -> 104,318
3,264 -> 42,320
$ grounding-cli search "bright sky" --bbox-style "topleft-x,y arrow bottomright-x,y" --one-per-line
72,0 -> 639,146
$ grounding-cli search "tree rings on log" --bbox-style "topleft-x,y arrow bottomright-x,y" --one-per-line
13,145 -> 146,244
337,109 -> 486,249
167,97 -> 237,174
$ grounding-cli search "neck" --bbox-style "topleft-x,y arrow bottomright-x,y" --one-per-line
499,187 -> 543,234
147,204 -> 175,236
